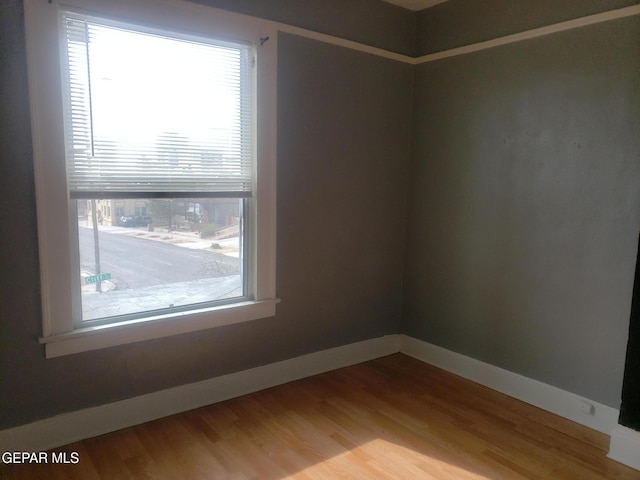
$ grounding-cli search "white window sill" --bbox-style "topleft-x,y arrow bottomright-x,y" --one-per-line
39,298 -> 279,358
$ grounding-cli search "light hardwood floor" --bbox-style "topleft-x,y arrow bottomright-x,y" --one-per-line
2,354 -> 638,479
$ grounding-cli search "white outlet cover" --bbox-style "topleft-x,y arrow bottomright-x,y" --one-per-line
580,400 -> 595,415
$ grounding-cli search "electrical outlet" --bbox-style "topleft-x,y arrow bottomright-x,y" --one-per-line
580,400 -> 595,415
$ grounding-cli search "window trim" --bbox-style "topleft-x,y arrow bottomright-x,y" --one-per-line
24,0 -> 278,357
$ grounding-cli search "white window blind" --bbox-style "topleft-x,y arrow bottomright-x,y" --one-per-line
61,12 -> 255,199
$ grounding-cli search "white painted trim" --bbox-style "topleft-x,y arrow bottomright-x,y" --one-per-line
25,0 -> 280,357
41,299 -> 280,358
608,425 -> 640,471
274,23 -> 413,64
277,3 -> 640,63
400,335 -> 620,435
275,4 -> 640,65
383,0 -> 448,12
0,333 -> 625,453
415,5 -> 640,64
20,0 -> 640,142
0,335 -> 401,452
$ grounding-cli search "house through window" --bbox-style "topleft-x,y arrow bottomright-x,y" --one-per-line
62,13 -> 253,324
24,0 -> 277,356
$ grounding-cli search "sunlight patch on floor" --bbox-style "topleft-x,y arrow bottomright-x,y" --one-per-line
289,438 -> 490,480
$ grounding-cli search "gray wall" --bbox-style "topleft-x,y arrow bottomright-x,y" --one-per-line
0,1 -> 412,429
405,15 -> 640,408
193,0 -> 416,56
416,0 -> 640,56
2,0 -> 639,430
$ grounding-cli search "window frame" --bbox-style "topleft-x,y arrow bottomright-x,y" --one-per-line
24,0 -> 278,358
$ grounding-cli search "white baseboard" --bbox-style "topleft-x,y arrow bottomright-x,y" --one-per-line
608,425 -> 640,470
0,334 -> 401,452
399,335 -> 620,435
1,333 -> 625,455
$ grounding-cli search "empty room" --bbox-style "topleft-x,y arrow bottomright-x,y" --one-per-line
1,0 -> 639,478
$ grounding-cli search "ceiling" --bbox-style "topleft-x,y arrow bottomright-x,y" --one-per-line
383,0 -> 448,11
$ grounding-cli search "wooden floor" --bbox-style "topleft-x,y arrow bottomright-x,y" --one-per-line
2,354 -> 638,479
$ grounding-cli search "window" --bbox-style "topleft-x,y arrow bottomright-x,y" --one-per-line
24,0 -> 277,357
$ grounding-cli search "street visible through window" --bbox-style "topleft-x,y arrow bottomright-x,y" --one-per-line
78,198 -> 244,322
